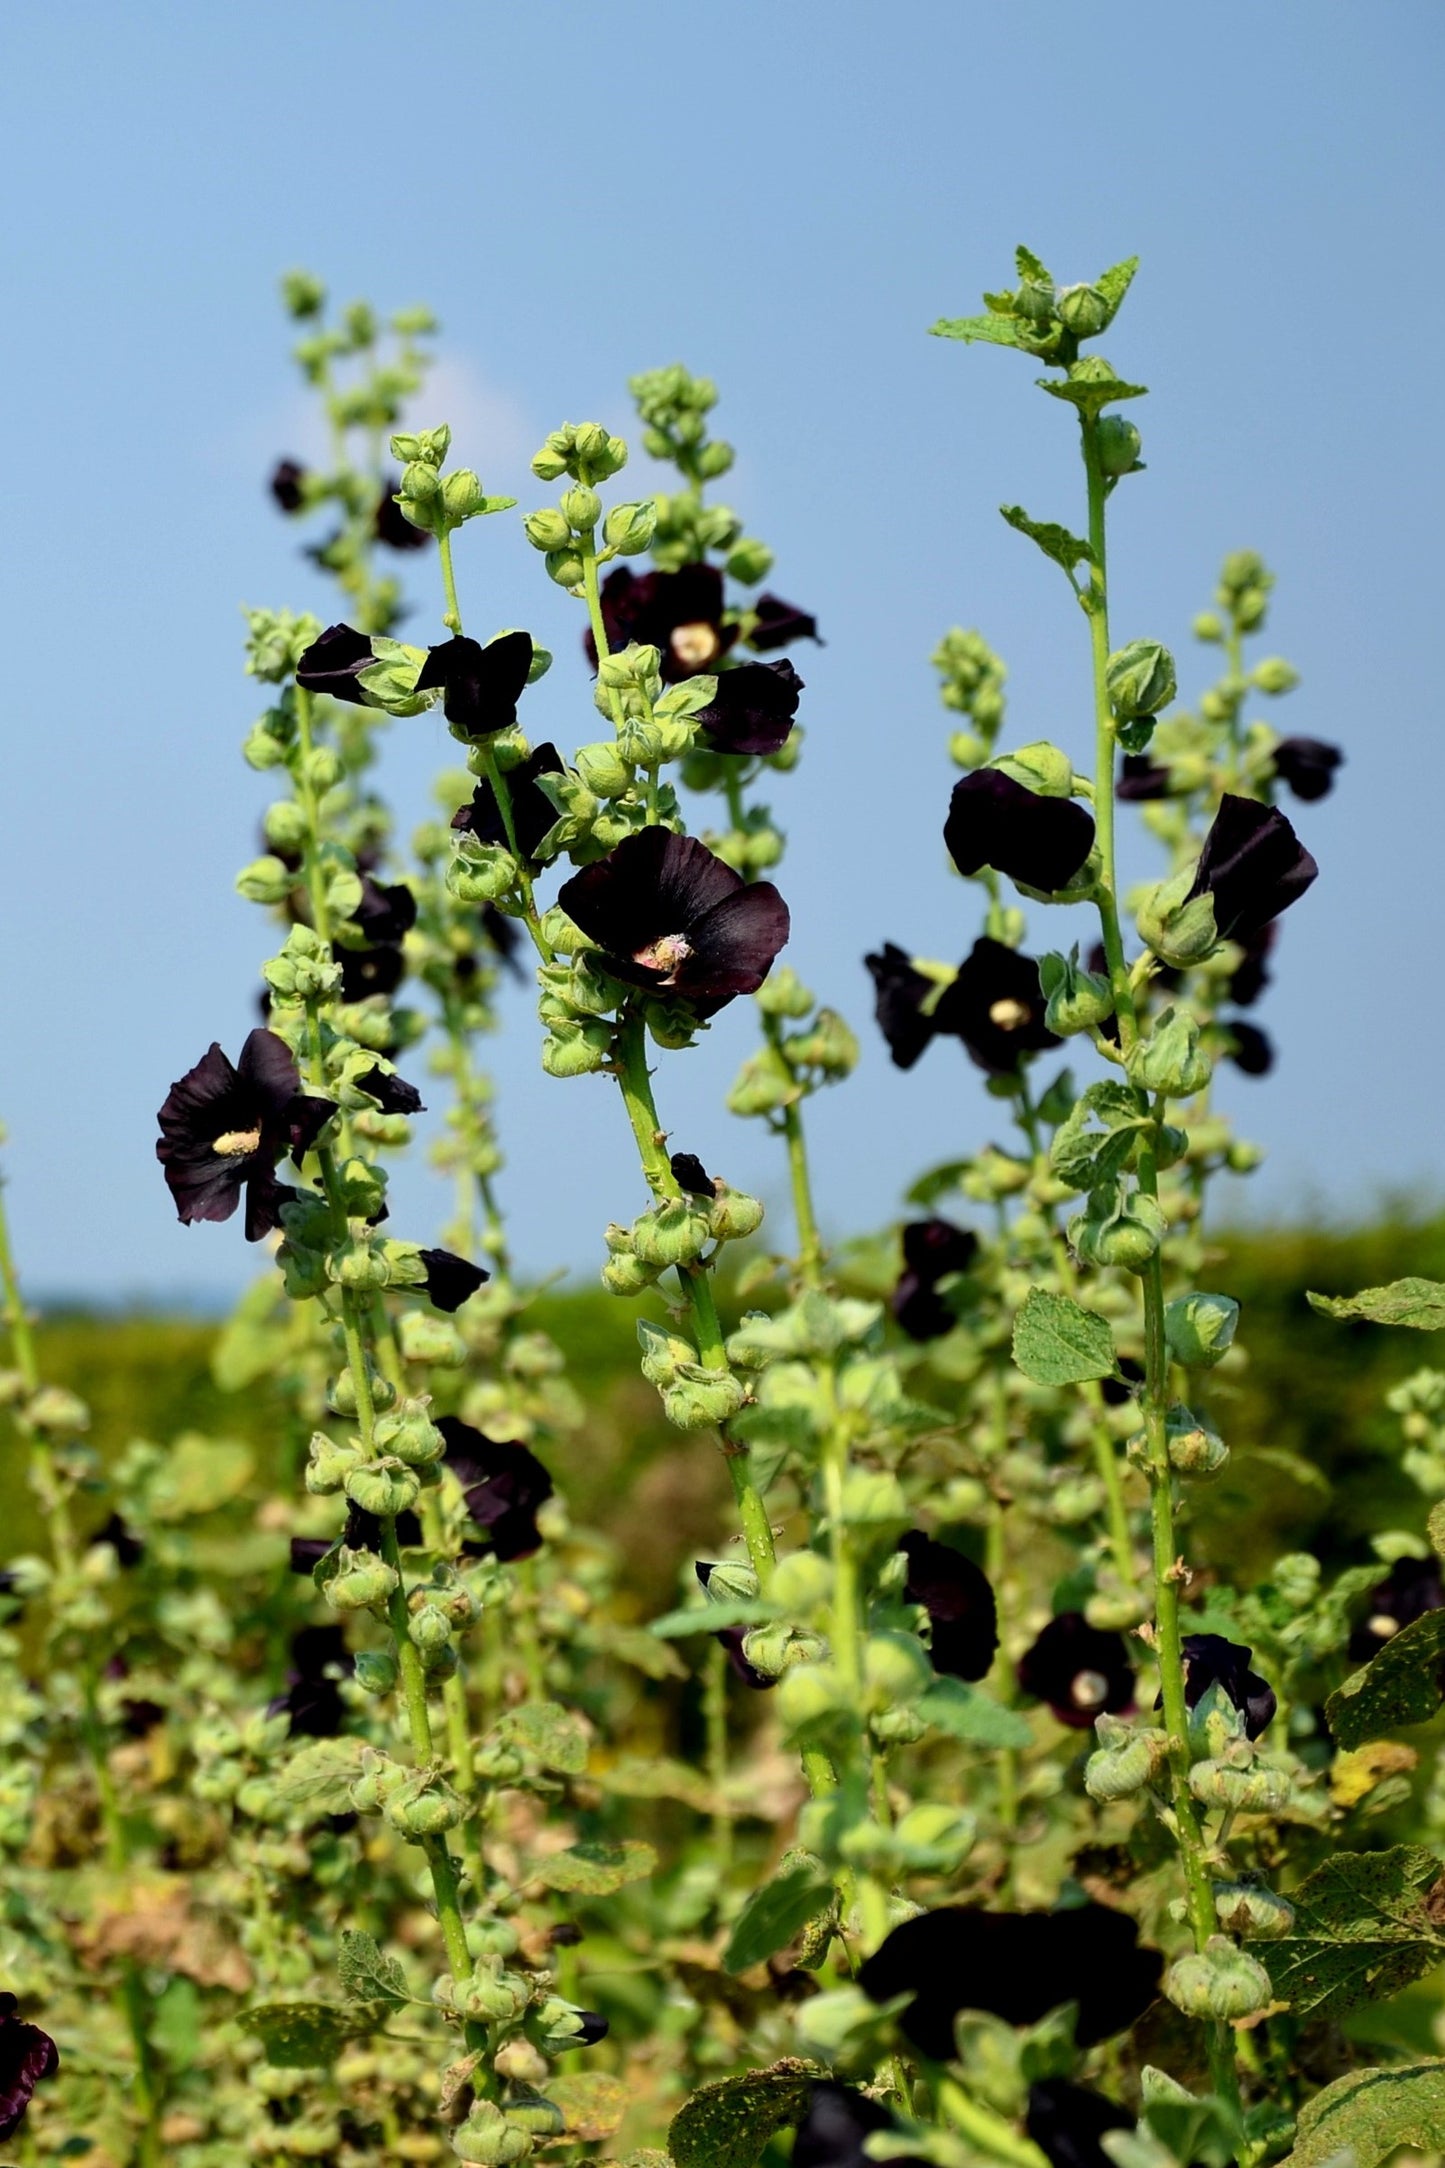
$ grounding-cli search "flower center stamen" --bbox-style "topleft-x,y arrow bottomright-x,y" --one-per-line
1366,1612 -> 1400,1641
670,621 -> 720,669
1070,1668 -> 1110,1710
633,932 -> 693,980
989,997 -> 1031,1031
212,1127 -> 263,1158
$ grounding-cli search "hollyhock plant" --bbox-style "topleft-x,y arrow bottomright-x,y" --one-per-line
693,659 -> 804,756
452,743 -> 564,863
1271,735 -> 1343,803
931,937 -> 1059,1073
156,1029 -> 332,1240
1186,793 -> 1317,942
558,828 -> 789,1015
747,592 -> 821,653
1016,1612 -> 1135,1728
945,769 -> 1095,893
899,1531 -> 997,1680
415,629 -> 534,739
1179,1633 -> 1276,1739
0,1995 -> 58,2142
439,1416 -> 554,1561
864,942 -> 939,1070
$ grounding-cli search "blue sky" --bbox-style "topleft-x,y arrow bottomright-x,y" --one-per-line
3,2 -> 1443,1305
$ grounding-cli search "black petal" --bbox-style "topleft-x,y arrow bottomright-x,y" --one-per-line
945,771 -> 1095,893
1026,2081 -> 1132,2168
592,562 -> 736,681
352,877 -> 418,947
90,1512 -> 144,1570
749,593 -> 822,654
571,2010 -> 609,2046
670,1151 -> 713,1196
1224,1021 -> 1274,1076
356,1064 -> 425,1116
375,477 -> 431,551
439,1417 -> 553,1560
415,631 -> 534,738
865,944 -> 937,1071
891,1272 -> 958,1342
1187,794 -> 1318,942
1272,736 -> 1343,804
901,1218 -> 978,1282
452,744 -> 564,863
1227,924 -> 1276,1008
270,459 -> 307,513
296,623 -> 376,707
899,1531 -> 997,1681
334,941 -> 406,1003
342,1501 -> 423,1552
696,1562 -> 778,1689
1017,1613 -> 1135,1730
558,829 -> 788,1012
0,1995 -> 59,2141
931,938 -> 1060,1074
418,1248 -> 489,1313
694,660 -> 803,757
790,2081 -> 925,2168
1116,756 -> 1175,802
1178,1633 -> 1276,1739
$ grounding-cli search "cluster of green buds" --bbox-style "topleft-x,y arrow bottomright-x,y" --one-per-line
627,361 -> 777,583
727,968 -> 859,1119
936,627 -> 1008,772
602,1176 -> 764,1300
393,423 -> 518,572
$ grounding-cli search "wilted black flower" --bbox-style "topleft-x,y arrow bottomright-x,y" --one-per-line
749,593 -> 821,654
864,943 -> 938,1071
375,476 -> 431,551
1186,794 -> 1317,942
356,1064 -> 424,1115
290,1502 -> 422,1573
696,1562 -> 777,1690
1017,1613 -> 1135,1730
790,2082 -> 926,2168
945,771 -> 1095,894
351,875 -> 417,947
452,744 -> 563,864
0,1994 -> 58,2140
1224,1021 -> 1273,1076
858,1901 -> 1161,2055
1115,755 -> 1175,802
296,622 -> 377,706
439,1417 -> 553,1562
334,940 -> 406,1004
694,660 -> 803,757
1228,924 -> 1275,1007
157,1029 -> 332,1241
892,1218 -> 978,1341
558,828 -> 789,1018
270,459 -> 308,513
90,1512 -> 144,1570
267,1623 -> 354,1739
594,562 -> 737,680
670,1151 -> 713,1196
1026,2081 -> 1131,2168
899,1531 -> 997,1682
418,1248 -> 489,1313
1349,1554 -> 1445,1664
1272,736 -> 1343,804
932,938 -> 1060,1074
415,631 -> 534,739
1178,1633 -> 1276,1739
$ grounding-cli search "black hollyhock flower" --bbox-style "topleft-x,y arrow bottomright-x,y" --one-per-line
1017,1613 -> 1135,1730
1116,755 -> 1175,802
1100,1355 -> 1145,1406
1186,794 -> 1318,943
90,1512 -> 144,1570
375,477 -> 431,551
356,1064 -> 424,1116
270,459 -> 307,513
696,1562 -> 778,1691
334,940 -> 406,1004
417,1248 -> 489,1313
748,593 -> 822,654
1026,2081 -> 1132,2168
0,1994 -> 58,2141
557,828 -> 789,1018
290,1503 -> 423,1572
452,744 -> 564,865
1349,1554 -> 1445,1664
892,1219 -> 979,1342
1178,1633 -> 1276,1739
864,943 -> 938,1070
945,771 -> 1095,893
932,938 -> 1060,1074
351,876 -> 417,947
593,562 -> 738,680
439,1417 -> 553,1562
296,622 -> 377,707
670,1151 -> 713,1196
267,1623 -> 354,1739
858,1902 -> 1162,2056
157,1029 -> 332,1242
790,2081 -> 926,2168
1224,1021 -> 1274,1076
899,1532 -> 998,1682
570,2011 -> 609,2046
1272,736 -> 1343,804
1228,924 -> 1275,1008
415,631 -> 534,739
694,660 -> 804,757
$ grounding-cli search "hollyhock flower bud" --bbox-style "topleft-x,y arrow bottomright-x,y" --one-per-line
698,1560 -> 759,1606
1164,1937 -> 1273,2020
1069,1184 -> 1165,1273
1097,415 -> 1143,474
708,1187 -> 764,1242
632,1199 -> 712,1268
770,1550 -> 833,1614
386,1784 -> 465,1838
1214,1880 -> 1296,1940
561,483 -> 602,530
1040,950 -> 1114,1035
523,506 -> 572,551
540,1019 -> 612,1077
305,1433 -> 362,1496
408,1604 -> 452,1653
1137,864 -> 1220,967
863,1630 -> 934,1709
1164,1292 -> 1240,1369
601,1251 -> 656,1296
662,1368 -> 746,1430
776,1662 -> 850,1731
603,500 -> 657,554
344,1458 -> 421,1518
327,1548 -> 400,1612
1180,1633 -> 1277,1739
373,1405 -> 445,1467
1106,639 -> 1177,720
1085,1728 -> 1169,1801
574,739 -> 633,796
353,1650 -> 398,1696
1057,282 -> 1110,335
1126,1006 -> 1213,1098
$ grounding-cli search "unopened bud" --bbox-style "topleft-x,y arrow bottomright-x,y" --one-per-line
708,1186 -> 765,1242
1057,283 -> 1110,336
328,1548 -> 400,1613
1188,1758 -> 1290,1813
632,1198 -> 712,1267
1127,1007 -> 1213,1098
602,500 -> 657,554
1213,1881 -> 1295,1940
662,1367 -> 746,1431
1096,416 -> 1142,474
1040,950 -> 1114,1035
1164,1936 -> 1274,2020
1107,639 -> 1176,720
1164,1292 -> 1240,1369
386,1783 -> 466,1838
523,507 -> 572,551
560,483 -> 601,530
344,1458 -> 421,1518
544,548 -> 585,590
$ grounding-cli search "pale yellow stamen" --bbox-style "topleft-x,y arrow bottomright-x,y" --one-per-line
213,1127 -> 263,1157
1366,1613 -> 1400,1641
671,621 -> 720,669
1070,1668 -> 1110,1710
989,997 -> 1031,1031
633,932 -> 693,979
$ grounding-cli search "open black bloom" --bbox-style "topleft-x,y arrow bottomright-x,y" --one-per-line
418,1248 -> 489,1313
670,1151 -> 713,1196
945,771 -> 1095,894
439,1417 -> 553,1562
90,1512 -> 144,1570
865,943 -> 938,1070
932,938 -> 1060,1074
749,593 -> 822,654
334,940 -> 406,1004
296,622 -> 376,706
356,1064 -> 424,1116
892,1218 -> 978,1341
1026,2081 -> 1132,2168
558,828 -> 789,1018
1186,794 -> 1317,942
1178,1633 -> 1276,1739
899,1531 -> 997,1681
1349,1554 -> 1445,1664
858,1901 -> 1161,2056
375,477 -> 430,551
696,1563 -> 777,1690
790,2082 -> 927,2168
270,458 -> 307,513
1272,736 -> 1343,804
593,562 -> 737,680
452,744 -> 564,864
1115,755 -> 1175,802
415,631 -> 534,739
352,876 -> 417,947
1224,1021 -> 1274,1076
694,660 -> 804,757
157,1029 -> 332,1242
1017,1613 -> 1135,1730
267,1623 -> 353,1739
0,1994 -> 58,2141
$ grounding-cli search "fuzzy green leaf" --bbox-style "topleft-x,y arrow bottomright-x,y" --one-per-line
1050,1082 -> 1149,1194
268,1736 -> 371,1817
1279,2058 -> 1445,2168
547,2072 -> 630,2143
1000,503 -> 1096,576
1307,1277 -> 1445,1330
337,1929 -> 408,2010
1326,1607 -> 1445,1749
236,2000 -> 360,2068
930,312 -> 1025,349
669,2060 -> 817,2168
723,1862 -> 834,1974
1012,1288 -> 1118,1387
146,1433 -> 255,1520
498,1700 -> 589,1774
1016,244 -> 1053,285
917,1677 -> 1033,1749
1265,1846 -> 1445,2023
597,1754 -> 724,1814
1095,255 -> 1140,322
650,1598 -> 781,1639
535,1839 -> 657,1895
904,1158 -> 974,1208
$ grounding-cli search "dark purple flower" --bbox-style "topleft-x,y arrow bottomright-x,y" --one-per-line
558,829 -> 789,1018
892,1219 -> 979,1342
1186,794 -> 1317,943
1178,1633 -> 1276,1739
1272,736 -> 1343,804
290,1502 -> 422,1573
945,771 -> 1095,894
157,1029 -> 332,1242
356,1064 -> 424,1116
1228,925 -> 1275,1008
899,1531 -> 997,1682
267,1623 -> 354,1739
1349,1554 -> 1445,1664
334,940 -> 406,1004
418,1248 -> 489,1313
0,1995 -> 58,2141
296,622 -> 377,707
865,943 -> 938,1071
1026,2080 -> 1131,2168
1100,1355 -> 1145,1407
375,477 -> 431,552
90,1512 -> 144,1570
1224,1021 -> 1273,1076
481,903 -> 526,979
748,593 -> 822,654
439,1417 -> 553,1562
567,2011 -> 609,2047
694,660 -> 803,757
270,459 -> 308,513
1116,755 -> 1175,802
351,876 -> 418,947
452,744 -> 564,864
790,2082 -> 926,2168
670,1151 -> 713,1197
932,938 -> 1060,1074
593,562 -> 738,680
1017,1613 -> 1135,1730
858,1902 -> 1161,2056
696,1561 -> 779,1691
415,631 -> 534,739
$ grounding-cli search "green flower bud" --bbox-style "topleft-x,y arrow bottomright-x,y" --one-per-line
386,1783 -> 466,1838
632,1198 -> 712,1268
961,1147 -> 1032,1202
601,1251 -> 657,1297
328,1241 -> 391,1292
1096,416 -> 1142,475
662,1367 -> 747,1431
1164,1293 -> 1240,1369
397,459 -> 445,537
1040,950 -> 1114,1036
447,843 -> 519,904
727,537 -> 775,584
23,1385 -> 90,1437
544,548 -> 585,590
863,1630 -> 933,1710
573,740 -> 633,797
1056,282 -> 1110,336
1126,1402 -> 1228,1479
1214,1881 -> 1295,1940
707,1186 -> 765,1243
781,1009 -> 860,1079
452,2102 -> 532,2163
235,854 -> 294,906
776,1662 -> 849,1732
353,1649 -> 398,1696
769,1550 -> 834,1615
374,1404 -> 445,1467
391,423 -> 451,467
755,965 -> 815,1018
603,500 -> 656,554
305,1432 -> 363,1496
1188,1759 -> 1290,1813
636,1319 -> 697,1387
441,469 -> 485,525
1193,610 -> 1224,642
1252,656 -> 1299,695
540,1018 -> 613,1078
522,506 -> 572,552
263,800 -> 310,854
726,1044 -> 801,1117
409,1604 -> 453,1652
702,1561 -> 759,1606
838,1467 -> 908,1526
1107,639 -> 1177,720
1136,863 -> 1219,968
328,1548 -> 400,1613
396,1311 -> 467,1367
1127,1006 -> 1213,1098
949,730 -> 989,770
1015,277 -> 1056,326
1085,1730 -> 1169,1801
344,1457 -> 421,1518
1164,1937 -> 1273,2021
993,740 -> 1075,796
560,483 -> 601,530
1069,1182 -> 1166,1273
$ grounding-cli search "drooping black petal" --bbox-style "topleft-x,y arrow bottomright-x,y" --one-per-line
438,1416 -> 553,1561
1026,2080 -> 1132,2168
0,1994 -> 59,2141
858,1902 -> 1161,2055
945,771 -> 1095,893
749,593 -> 822,654
1228,924 -> 1276,1007
694,660 -> 804,757
452,744 -> 564,863
558,829 -> 789,1014
1178,1633 -> 1276,1739
931,938 -> 1060,1074
416,631 -> 534,738
865,944 -> 937,1071
571,2011 -> 609,2046
418,1248 -> 489,1313
1116,755 -> 1175,802
295,623 -> 377,707
341,1501 -> 423,1553
901,1218 -> 979,1281
696,1562 -> 778,1690
790,2081 -> 926,2168
356,1064 -> 425,1116
334,941 -> 406,1003
267,1624 -> 354,1739
891,1274 -> 958,1341
352,877 -> 418,946
899,1531 -> 997,1681
90,1512 -> 144,1570
1186,794 -> 1318,942
375,477 -> 431,551
1348,1554 -> 1445,1664
1272,736 -> 1343,804
289,1536 -> 331,1573
593,562 -> 737,680
1224,1021 -> 1274,1076
270,459 -> 307,513
1100,1355 -> 1145,1406
1016,1613 -> 1135,1730
670,1151 -> 713,1196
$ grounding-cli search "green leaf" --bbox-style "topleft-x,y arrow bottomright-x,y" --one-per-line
1016,244 -> 1054,285
1307,1277 -> 1445,1330
930,312 -> 1025,349
1094,255 -> 1139,324
651,1599 -> 781,1639
269,1736 -> 371,1817
598,1754 -> 724,1815
723,1861 -> 834,1974
1049,1082 -> 1149,1195
1012,1288 -> 1118,1388
146,1433 -> 255,1520
1430,1500 -> 1445,1560
1279,2058 -> 1445,2168
534,1839 -> 657,1895
497,1700 -> 589,1774
356,636 -> 430,716
999,503 -> 1096,578
669,2060 -> 817,2168
1265,1846 -> 1445,2024
1326,1607 -> 1445,1749
236,2000 -> 360,2068
546,2072 -> 630,2143
581,1620 -> 687,1681
904,1158 -> 974,1208
916,1677 -> 1033,1749
337,1929 -> 408,2010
